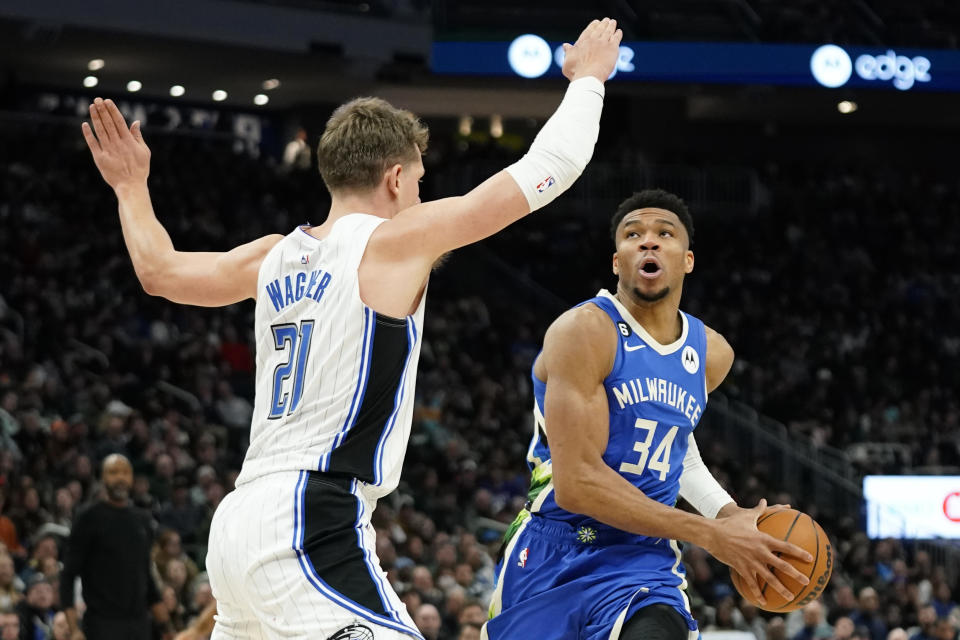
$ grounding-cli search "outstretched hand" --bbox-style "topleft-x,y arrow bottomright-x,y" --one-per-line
82,98 -> 151,190
704,499 -> 813,607
562,17 -> 623,83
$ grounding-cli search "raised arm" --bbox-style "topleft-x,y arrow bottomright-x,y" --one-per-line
359,19 -> 621,316
82,99 -> 283,307
540,305 -> 811,607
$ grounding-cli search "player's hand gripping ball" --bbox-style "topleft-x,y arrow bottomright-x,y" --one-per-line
731,508 -> 833,612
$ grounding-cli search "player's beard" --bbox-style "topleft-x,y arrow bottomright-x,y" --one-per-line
632,285 -> 670,303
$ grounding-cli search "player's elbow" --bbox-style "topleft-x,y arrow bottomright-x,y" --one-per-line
552,472 -> 590,514
136,269 -> 163,296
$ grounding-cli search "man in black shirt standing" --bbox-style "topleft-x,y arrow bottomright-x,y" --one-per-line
60,454 -> 167,640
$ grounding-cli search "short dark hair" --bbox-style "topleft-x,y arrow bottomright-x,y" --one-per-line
610,189 -> 694,246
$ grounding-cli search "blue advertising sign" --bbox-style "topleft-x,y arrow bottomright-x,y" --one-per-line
432,38 -> 960,92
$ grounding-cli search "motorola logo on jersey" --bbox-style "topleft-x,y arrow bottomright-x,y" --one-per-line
681,345 -> 699,374
811,44 -> 932,90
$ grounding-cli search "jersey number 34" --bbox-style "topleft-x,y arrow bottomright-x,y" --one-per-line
268,320 -> 315,419
619,418 -> 679,481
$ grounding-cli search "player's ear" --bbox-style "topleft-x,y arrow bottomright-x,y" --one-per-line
685,250 -> 694,274
385,163 -> 403,197
612,252 -> 619,275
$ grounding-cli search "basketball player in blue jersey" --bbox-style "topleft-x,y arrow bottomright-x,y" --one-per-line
81,18 -> 621,640
484,189 -> 814,640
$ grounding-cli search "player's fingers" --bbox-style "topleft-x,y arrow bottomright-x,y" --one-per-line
89,101 -> 110,144
757,566 -> 795,602
612,28 -> 623,45
768,537 -> 814,563
737,568 -> 767,607
581,19 -> 600,40
104,99 -> 130,139
94,99 -> 120,141
131,120 -> 145,145
768,554 -> 810,586
81,122 -> 101,154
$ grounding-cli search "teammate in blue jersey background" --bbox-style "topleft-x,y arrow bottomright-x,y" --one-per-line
484,190 -> 814,640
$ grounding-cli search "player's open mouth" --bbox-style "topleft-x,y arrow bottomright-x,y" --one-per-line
638,257 -> 662,280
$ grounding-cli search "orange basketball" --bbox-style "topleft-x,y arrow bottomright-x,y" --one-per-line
730,508 -> 834,613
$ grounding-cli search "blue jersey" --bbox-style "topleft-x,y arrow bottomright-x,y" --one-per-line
486,289 -> 709,640
524,289 -> 708,540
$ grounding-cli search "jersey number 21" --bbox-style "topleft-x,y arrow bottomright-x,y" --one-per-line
268,320 -> 315,419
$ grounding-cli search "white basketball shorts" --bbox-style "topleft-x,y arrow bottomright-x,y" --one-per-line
207,470 -> 423,640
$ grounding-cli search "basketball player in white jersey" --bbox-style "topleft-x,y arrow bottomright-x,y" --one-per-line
81,18 -> 622,640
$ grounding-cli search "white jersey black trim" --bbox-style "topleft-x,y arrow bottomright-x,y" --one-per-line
292,470 -> 423,639
323,312 -> 415,483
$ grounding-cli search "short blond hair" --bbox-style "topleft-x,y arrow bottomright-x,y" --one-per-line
317,97 -> 429,193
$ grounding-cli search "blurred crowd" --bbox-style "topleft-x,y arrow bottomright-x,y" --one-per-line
0,118 -> 958,640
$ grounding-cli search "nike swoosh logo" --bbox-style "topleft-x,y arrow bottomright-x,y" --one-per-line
624,343 -> 646,352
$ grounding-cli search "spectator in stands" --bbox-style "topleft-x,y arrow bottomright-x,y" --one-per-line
0,491 -> 24,558
15,575 -> 55,640
912,607 -> 939,640
51,611 -> 71,640
60,454 -> 168,640
458,622 -> 482,640
793,601 -> 833,640
852,588 -> 889,640
932,584 -> 959,621
833,617 -> 856,640
934,619 -> 957,640
0,611 -> 19,640
0,552 -> 22,612
282,128 -> 311,171
414,603 -> 442,640
19,533 -> 59,584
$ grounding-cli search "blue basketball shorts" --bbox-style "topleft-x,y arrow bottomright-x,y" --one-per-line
483,515 -> 700,640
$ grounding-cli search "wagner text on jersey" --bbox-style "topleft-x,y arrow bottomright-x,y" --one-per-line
264,268 -> 333,312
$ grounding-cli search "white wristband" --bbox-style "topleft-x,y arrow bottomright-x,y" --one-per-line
505,76 -> 605,212
678,434 -> 735,519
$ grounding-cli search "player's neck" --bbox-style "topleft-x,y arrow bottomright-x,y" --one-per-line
308,192 -> 399,239
615,285 -> 683,345
328,191 -> 398,221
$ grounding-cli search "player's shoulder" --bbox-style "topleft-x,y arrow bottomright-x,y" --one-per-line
547,303 -> 615,343
703,324 -> 734,359
543,303 -> 618,375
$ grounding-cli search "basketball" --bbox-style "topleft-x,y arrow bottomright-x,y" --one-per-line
730,508 -> 834,613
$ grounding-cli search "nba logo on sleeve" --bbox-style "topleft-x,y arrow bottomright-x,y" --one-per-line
535,176 -> 555,193
681,345 -> 699,374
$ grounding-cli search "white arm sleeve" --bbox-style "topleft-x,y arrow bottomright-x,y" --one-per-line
504,76 -> 605,212
678,434 -> 734,519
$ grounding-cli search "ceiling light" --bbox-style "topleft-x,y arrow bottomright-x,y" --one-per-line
837,100 -> 858,114
126,80 -> 142,92
170,85 -> 185,97
262,79 -> 281,91
83,76 -> 99,88
254,94 -> 269,106
212,90 -> 227,102
87,59 -> 105,71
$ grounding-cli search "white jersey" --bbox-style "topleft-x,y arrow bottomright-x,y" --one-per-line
235,214 -> 425,500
